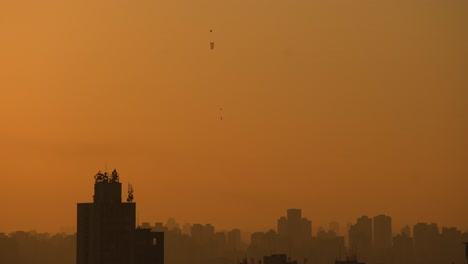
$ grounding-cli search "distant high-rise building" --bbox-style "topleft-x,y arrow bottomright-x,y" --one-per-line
373,215 -> 392,264
205,224 -> 215,237
190,224 -> 215,245
277,217 -> 288,237
215,232 -> 227,244
357,216 -> 373,246
277,209 -> 312,260
141,222 -> 152,229
182,223 -> 191,236
287,209 -> 303,243
77,170 -> 164,264
251,232 -> 265,246
393,229 -> 414,264
329,221 -> 340,235
264,229 -> 279,253
373,215 -> 392,249
153,222 -> 168,232
228,229 -> 241,251
301,218 -> 312,239
287,209 -> 301,219
317,229 -> 346,264
165,218 -> 179,231
213,231 -> 227,255
413,223 -> 439,264
349,216 -> 372,263
401,225 -> 411,237
191,224 -> 204,244
440,227 -> 464,264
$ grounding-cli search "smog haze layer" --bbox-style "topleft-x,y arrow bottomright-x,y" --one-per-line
0,0 -> 467,233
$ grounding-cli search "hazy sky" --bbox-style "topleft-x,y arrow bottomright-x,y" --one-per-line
0,0 -> 467,234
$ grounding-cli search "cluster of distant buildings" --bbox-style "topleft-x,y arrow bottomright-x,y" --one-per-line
248,210 -> 467,264
76,170 -> 468,264
132,210 -> 468,264
345,215 -> 468,264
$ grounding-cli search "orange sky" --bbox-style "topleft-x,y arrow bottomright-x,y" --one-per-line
0,0 -> 467,234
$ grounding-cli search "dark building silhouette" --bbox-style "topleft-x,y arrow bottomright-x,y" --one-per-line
166,218 -> 179,231
248,229 -> 279,259
413,223 -> 439,264
134,228 -> 164,264
263,254 -> 297,264
373,215 -> 392,249
227,229 -> 241,251
77,170 -> 164,264
464,242 -> 468,264
393,227 -> 414,264
348,216 -> 372,263
182,223 -> 192,236
277,209 -> 312,259
287,209 -> 305,243
314,229 -> 345,264
154,222 -> 169,232
213,231 -> 227,256
191,224 -> 215,245
440,227 -> 465,264
301,218 -> 312,241
328,222 -> 340,235
334,256 -> 365,264
7,204 -> 468,264
278,217 -> 288,237
373,215 -> 392,264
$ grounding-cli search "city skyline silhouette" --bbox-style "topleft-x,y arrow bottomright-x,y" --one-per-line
1,173 -> 467,264
1,2 -> 467,263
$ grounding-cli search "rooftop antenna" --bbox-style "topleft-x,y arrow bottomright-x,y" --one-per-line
127,183 -> 134,202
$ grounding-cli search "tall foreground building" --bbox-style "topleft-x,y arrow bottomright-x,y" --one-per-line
77,170 -> 164,264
